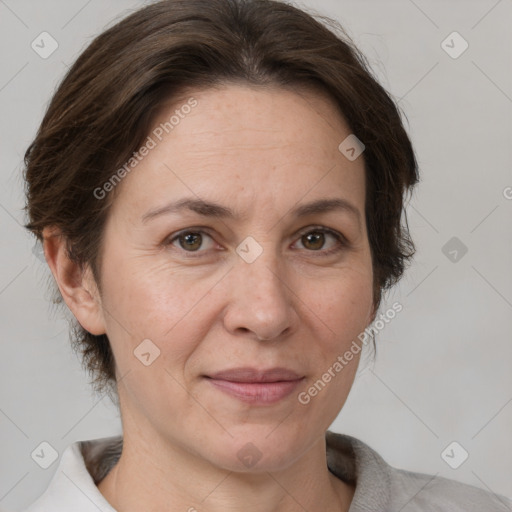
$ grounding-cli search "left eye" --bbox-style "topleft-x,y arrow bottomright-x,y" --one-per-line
294,228 -> 345,253
166,227 -> 346,256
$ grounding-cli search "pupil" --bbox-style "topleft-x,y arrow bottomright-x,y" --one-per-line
182,233 -> 201,251
305,232 -> 324,250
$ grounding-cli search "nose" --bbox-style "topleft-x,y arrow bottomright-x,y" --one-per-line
222,250 -> 297,342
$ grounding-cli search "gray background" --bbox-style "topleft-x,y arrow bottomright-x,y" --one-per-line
1,0 -> 511,509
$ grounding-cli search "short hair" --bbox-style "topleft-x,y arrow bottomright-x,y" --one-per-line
23,0 -> 419,401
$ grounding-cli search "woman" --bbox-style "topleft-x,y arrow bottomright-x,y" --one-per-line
21,0 -> 512,510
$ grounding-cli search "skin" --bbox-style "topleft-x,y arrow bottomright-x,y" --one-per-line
44,84 -> 376,512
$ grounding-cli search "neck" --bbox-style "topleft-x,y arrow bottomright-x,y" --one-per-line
97,428 -> 354,512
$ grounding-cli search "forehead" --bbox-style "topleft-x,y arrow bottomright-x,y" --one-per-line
108,84 -> 366,221
164,83 -> 350,148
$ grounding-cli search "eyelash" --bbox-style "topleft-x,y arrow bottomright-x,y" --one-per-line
164,226 -> 349,258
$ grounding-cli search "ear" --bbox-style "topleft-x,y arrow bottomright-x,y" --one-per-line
42,227 -> 106,335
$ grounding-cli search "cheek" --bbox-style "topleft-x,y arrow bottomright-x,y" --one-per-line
99,253 -> 224,379
303,267 -> 374,342
294,272 -> 373,421
101,252 -> 202,331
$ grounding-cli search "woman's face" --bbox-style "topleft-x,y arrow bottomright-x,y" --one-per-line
92,84 -> 374,471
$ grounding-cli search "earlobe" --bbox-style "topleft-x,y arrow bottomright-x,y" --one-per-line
42,227 -> 106,335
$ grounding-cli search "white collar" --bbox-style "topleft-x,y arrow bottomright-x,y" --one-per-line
25,437 -> 119,512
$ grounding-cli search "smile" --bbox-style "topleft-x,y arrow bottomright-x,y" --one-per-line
204,367 -> 305,405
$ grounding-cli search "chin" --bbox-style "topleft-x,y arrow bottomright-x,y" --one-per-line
201,424 -> 317,474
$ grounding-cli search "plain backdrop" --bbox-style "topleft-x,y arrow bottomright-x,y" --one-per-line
1,0 -> 511,509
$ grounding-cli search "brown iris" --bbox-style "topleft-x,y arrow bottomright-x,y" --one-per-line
179,232 -> 203,251
301,231 -> 325,251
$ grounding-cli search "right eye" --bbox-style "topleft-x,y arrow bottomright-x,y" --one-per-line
165,228 -> 219,256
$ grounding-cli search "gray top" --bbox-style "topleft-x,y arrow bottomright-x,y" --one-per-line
24,430 -> 512,511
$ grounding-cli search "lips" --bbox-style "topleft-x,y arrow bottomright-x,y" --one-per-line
207,367 -> 302,382
205,367 -> 304,404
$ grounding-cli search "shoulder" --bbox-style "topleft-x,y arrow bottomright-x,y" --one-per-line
387,465 -> 512,511
325,431 -> 512,512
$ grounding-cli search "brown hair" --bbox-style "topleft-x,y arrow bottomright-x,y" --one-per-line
23,0 -> 419,401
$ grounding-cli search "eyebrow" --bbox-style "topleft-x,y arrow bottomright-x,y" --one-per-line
141,197 -> 361,226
